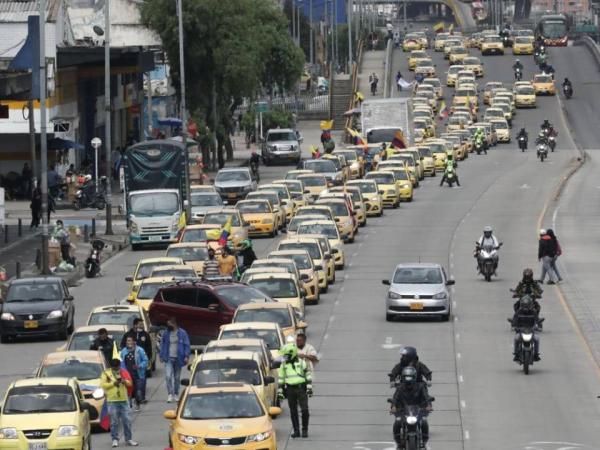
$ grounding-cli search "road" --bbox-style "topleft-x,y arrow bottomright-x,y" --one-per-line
2,40 -> 600,450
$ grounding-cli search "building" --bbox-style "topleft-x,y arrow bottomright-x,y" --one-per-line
532,0 -> 591,17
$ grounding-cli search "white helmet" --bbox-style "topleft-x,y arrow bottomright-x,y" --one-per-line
84,174 -> 92,182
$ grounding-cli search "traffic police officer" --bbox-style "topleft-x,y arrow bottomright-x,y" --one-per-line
278,343 -> 312,438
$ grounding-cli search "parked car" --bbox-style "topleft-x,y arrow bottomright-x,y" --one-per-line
261,128 -> 303,165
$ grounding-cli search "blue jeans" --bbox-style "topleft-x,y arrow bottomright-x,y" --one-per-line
108,401 -> 133,441
165,359 -> 182,396
129,374 -> 146,405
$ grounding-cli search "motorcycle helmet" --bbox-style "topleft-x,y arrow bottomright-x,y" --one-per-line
539,229 -> 547,236
400,346 -> 417,365
240,239 -> 252,250
84,174 -> 92,182
522,268 -> 534,282
483,226 -> 493,238
515,58 -> 520,63
538,131 -> 545,138
279,343 -> 298,360
400,366 -> 418,384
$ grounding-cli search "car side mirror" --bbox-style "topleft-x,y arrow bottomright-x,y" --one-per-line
300,274 -> 310,281
324,254 -> 331,260
382,279 -> 391,285
379,190 -> 385,195
300,288 -> 307,297
331,248 -> 339,254
297,320 -> 308,329
164,410 -> 177,420
271,360 -> 281,369
264,376 -> 275,385
304,189 -> 310,194
243,221 -> 251,227
268,406 -> 282,417
446,279 -> 456,286
67,295 -> 74,301
180,378 -> 190,386
314,265 -> 323,271
125,276 -> 133,282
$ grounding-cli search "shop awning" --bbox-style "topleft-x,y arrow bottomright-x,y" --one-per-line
48,137 -> 85,151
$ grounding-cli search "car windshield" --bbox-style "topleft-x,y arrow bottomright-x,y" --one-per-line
296,209 -> 331,219
455,89 -> 476,97
534,75 -> 552,83
424,79 -> 440,87
130,192 -> 179,216
220,329 -> 280,349
191,193 -> 221,207
247,193 -> 278,206
448,66 -> 462,74
517,86 -> 535,95
237,202 -> 271,213
297,223 -> 338,238
236,308 -> 293,328
151,268 -> 196,278
192,360 -> 261,386
299,176 -> 327,187
415,60 -> 432,67
272,253 -> 311,270
166,247 -> 208,261
180,228 -> 210,243
215,171 -> 250,182
484,36 -> 501,43
367,173 -> 394,184
6,283 -> 61,302
335,151 -> 356,161
181,392 -> 263,420
137,282 -> 165,300
249,278 -> 298,298
464,58 -> 479,64
318,202 -> 349,216
204,213 -> 241,227
279,241 -> 321,259
515,37 -> 532,44
68,331 -> 125,351
419,148 -> 432,157
40,361 -> 103,381
393,267 -> 443,284
283,181 -> 303,194
88,311 -> 141,328
386,169 -> 409,180
485,110 -> 503,118
267,131 -> 296,141
216,285 -> 272,307
492,122 -> 508,130
304,160 -> 336,173
351,181 -> 377,193
259,186 -> 287,200
485,83 -> 502,91
251,262 -> 295,274
136,261 -> 176,279
3,385 -> 76,414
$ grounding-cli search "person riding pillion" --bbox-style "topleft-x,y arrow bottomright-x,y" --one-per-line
278,343 -> 312,438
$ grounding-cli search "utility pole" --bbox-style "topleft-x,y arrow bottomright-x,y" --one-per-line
403,0 -> 407,32
309,0 -> 313,65
292,0 -> 296,45
104,0 -> 113,234
39,0 -> 49,274
330,0 -> 335,68
177,0 -> 192,220
297,1 -> 301,47
348,0 -> 353,72
28,99 -> 37,190
334,0 -> 338,71
146,72 -> 153,138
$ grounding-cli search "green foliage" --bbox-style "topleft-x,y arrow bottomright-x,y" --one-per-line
241,110 -> 295,142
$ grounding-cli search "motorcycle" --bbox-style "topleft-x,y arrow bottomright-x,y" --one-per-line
442,169 -> 457,187
250,161 -> 260,182
548,135 -> 556,152
512,312 -> 538,375
85,239 -> 105,278
518,135 -> 528,152
563,83 -> 573,99
474,139 -> 486,155
390,402 -> 427,450
476,242 -> 502,282
537,143 -> 549,162
73,178 -> 106,210
514,67 -> 522,81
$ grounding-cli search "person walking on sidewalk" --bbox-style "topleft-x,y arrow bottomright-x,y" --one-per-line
120,318 -> 153,385
53,220 -> 72,265
159,317 -> 191,403
538,229 -> 557,284
546,228 -> 563,283
120,336 -> 148,411
30,187 -> 42,229
101,358 -> 138,448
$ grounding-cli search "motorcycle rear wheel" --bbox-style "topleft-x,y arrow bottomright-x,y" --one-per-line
406,434 -> 419,450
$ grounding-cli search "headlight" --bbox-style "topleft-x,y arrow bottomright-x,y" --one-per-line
262,218 -> 273,224
406,416 -> 418,425
403,184 -> 411,189
0,428 -> 17,439
57,425 -> 79,437
130,221 -> 138,234
387,190 -> 395,195
247,431 -> 272,442
178,434 -> 199,445
92,388 -> 105,400
522,333 -> 533,343
0,312 -> 15,321
388,291 -> 401,299
47,310 -> 64,319
433,291 -> 447,299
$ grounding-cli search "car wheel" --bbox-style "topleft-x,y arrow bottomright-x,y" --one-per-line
386,313 -> 395,322
58,322 -> 69,341
408,196 -> 413,202
68,318 -> 74,334
146,368 -> 153,378
270,228 -> 277,238
0,334 -> 10,344
321,284 -> 328,294
440,312 -> 450,322
131,243 -> 141,251
151,360 -> 156,371
85,435 -> 92,450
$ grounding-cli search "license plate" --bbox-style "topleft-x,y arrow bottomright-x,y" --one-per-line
227,193 -> 237,199
29,444 -> 47,450
24,320 -> 39,329
148,235 -> 162,242
410,303 -> 424,311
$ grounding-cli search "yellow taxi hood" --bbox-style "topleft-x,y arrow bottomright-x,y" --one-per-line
0,411 -> 80,429
176,415 -> 272,438
241,212 -> 271,221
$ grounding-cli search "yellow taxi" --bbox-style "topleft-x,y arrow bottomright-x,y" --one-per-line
414,108 -> 434,123
462,56 -> 484,77
412,31 -> 429,48
446,65 -> 465,87
490,100 -> 513,124
35,351 -> 107,428
245,272 -> 306,318
414,59 -> 436,78
0,377 -> 96,450
483,106 -> 505,123
285,169 -> 314,180
268,250 -> 320,304
165,242 -> 209,276
346,179 -> 383,217
416,145 -> 436,177
403,34 -> 423,51
277,237 -> 330,293
297,173 -> 328,201
163,384 -> 280,450
422,77 -> 443,98
429,140 -> 450,172
296,219 -> 345,268
149,264 -> 196,279
490,119 -> 511,142
445,115 -> 468,133
127,276 -> 173,310
378,164 -> 413,202
315,197 -> 356,243
333,149 -> 364,179
202,209 -> 248,249
60,325 -> 127,353
434,32 -> 449,51
177,224 -> 222,251
481,34 -> 504,55
448,46 -> 469,64
273,179 -> 311,208
414,118 -> 436,138
388,153 -> 419,186
364,171 -> 400,209
287,233 -> 337,284
532,73 -> 556,95
245,190 -> 286,231
257,184 -> 295,220
321,154 -> 350,183
484,81 -> 503,104
203,338 -> 278,380
328,185 -> 367,227
218,322 -> 286,360
234,298 -> 307,339
125,256 -> 183,298
440,134 -> 466,160
408,50 -> 429,70
235,199 -> 278,238
187,350 -> 277,408
453,86 -> 478,112
512,36 -> 534,55
443,39 -> 463,59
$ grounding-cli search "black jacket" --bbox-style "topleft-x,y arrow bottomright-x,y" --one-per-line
538,236 -> 557,259
392,383 -> 429,412
390,360 -> 432,382
120,329 -> 153,360
240,247 -> 257,268
90,337 -> 115,364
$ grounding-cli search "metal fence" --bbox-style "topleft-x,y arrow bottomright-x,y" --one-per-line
239,93 -> 329,115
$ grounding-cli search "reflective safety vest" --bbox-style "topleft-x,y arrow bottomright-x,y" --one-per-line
278,358 -> 312,386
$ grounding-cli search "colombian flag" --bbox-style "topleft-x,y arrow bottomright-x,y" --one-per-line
346,128 -> 367,146
99,400 -> 110,430
433,22 -> 444,33
438,101 -> 449,120
391,130 -> 406,149
320,120 -> 334,130
218,216 -> 233,246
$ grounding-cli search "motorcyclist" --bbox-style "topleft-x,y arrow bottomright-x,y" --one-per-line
389,347 -> 432,386
474,127 -> 486,152
517,127 -> 528,141
238,239 -> 257,273
512,295 -> 541,362
512,59 -> 523,72
562,77 -> 572,94
439,161 -> 460,187
474,226 -> 500,273
390,367 -> 430,449
540,119 -> 555,136
535,130 -> 548,146
541,63 -> 555,77
511,268 -> 544,330
249,151 -> 260,180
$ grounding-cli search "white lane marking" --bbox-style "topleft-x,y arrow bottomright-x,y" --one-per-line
344,274 -> 349,279
340,286 -> 345,293
352,252 -> 358,257
382,336 -> 403,350
323,333 -> 329,340
455,333 -> 460,340
349,262 -> 353,267
454,315 -> 458,322
358,242 -> 364,248
520,183 -> 531,189
460,400 -> 466,409
552,205 -> 560,228
334,300 -> 340,306
456,352 -> 462,359
452,300 -> 457,308
329,316 -> 336,322
450,262 -> 455,269
464,430 -> 470,440
459,374 -> 464,383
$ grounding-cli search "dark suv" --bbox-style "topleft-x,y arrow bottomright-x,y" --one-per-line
0,277 -> 75,342
148,281 -> 273,345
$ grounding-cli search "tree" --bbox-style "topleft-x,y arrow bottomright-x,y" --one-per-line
141,0 -> 304,164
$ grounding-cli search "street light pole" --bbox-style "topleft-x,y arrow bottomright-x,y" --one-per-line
348,0 -> 353,72
39,0 -> 49,274
292,0 -> 296,45
403,0 -> 407,32
297,1 -> 301,47
104,0 -> 113,234
309,0 -> 313,64
177,0 -> 192,221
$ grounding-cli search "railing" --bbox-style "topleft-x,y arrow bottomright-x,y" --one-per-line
343,39 -> 364,143
238,93 -> 329,115
383,38 -> 393,99
574,35 -> 600,71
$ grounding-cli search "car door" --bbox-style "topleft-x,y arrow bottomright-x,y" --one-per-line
62,281 -> 74,323
75,385 -> 91,439
193,290 -> 233,342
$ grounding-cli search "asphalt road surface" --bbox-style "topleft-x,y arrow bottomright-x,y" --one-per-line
2,39 -> 600,450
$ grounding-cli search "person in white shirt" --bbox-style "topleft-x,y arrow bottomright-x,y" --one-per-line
296,332 -> 319,373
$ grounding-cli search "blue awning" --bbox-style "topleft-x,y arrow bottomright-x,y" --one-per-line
157,117 -> 182,127
48,138 -> 85,151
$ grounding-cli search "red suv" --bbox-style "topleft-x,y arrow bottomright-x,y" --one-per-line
148,281 -> 273,345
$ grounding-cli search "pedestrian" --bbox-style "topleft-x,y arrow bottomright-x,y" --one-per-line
538,229 -> 557,284
159,317 -> 191,403
218,246 -> 238,278
21,162 -> 32,198
546,228 -> 563,282
90,328 -> 116,364
101,358 -> 138,448
47,194 -> 55,223
120,336 -> 148,411
395,71 -> 403,91
30,187 -> 42,229
296,331 -> 319,374
278,343 -> 312,438
120,318 -> 153,378
53,220 -> 72,265
47,165 -> 60,199
203,247 -> 221,279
